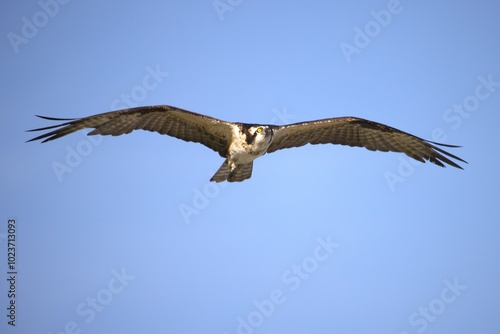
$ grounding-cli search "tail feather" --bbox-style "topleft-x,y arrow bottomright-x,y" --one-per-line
210,161 -> 253,182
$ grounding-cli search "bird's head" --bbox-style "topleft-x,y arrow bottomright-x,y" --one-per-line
246,126 -> 274,145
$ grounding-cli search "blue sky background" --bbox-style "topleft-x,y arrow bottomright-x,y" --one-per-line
1,1 -> 500,333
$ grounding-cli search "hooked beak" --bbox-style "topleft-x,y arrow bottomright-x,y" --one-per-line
266,128 -> 274,143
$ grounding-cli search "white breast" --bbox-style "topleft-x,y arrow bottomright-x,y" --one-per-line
227,126 -> 271,167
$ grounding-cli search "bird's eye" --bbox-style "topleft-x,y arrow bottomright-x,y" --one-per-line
256,127 -> 263,133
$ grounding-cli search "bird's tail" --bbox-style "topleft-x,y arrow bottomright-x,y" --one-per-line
210,160 -> 253,182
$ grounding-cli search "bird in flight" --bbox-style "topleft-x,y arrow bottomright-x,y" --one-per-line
27,105 -> 466,182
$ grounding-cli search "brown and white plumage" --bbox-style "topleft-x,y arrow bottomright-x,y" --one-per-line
27,105 -> 466,182
267,117 -> 465,169
28,105 -> 232,156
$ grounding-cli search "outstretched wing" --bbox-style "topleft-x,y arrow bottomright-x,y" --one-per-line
27,105 -> 234,156
267,117 -> 467,169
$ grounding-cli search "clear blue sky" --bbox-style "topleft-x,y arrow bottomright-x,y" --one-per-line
1,1 -> 500,333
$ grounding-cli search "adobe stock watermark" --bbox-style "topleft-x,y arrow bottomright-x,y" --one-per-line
178,106 -> 296,225
339,0 -> 405,63
213,0 -> 243,21
51,64 -> 169,183
397,277 -> 467,334
7,0 -> 72,54
384,74 -> 499,192
49,267 -> 135,334
223,235 -> 340,334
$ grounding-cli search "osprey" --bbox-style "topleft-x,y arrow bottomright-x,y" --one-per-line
27,105 -> 466,182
